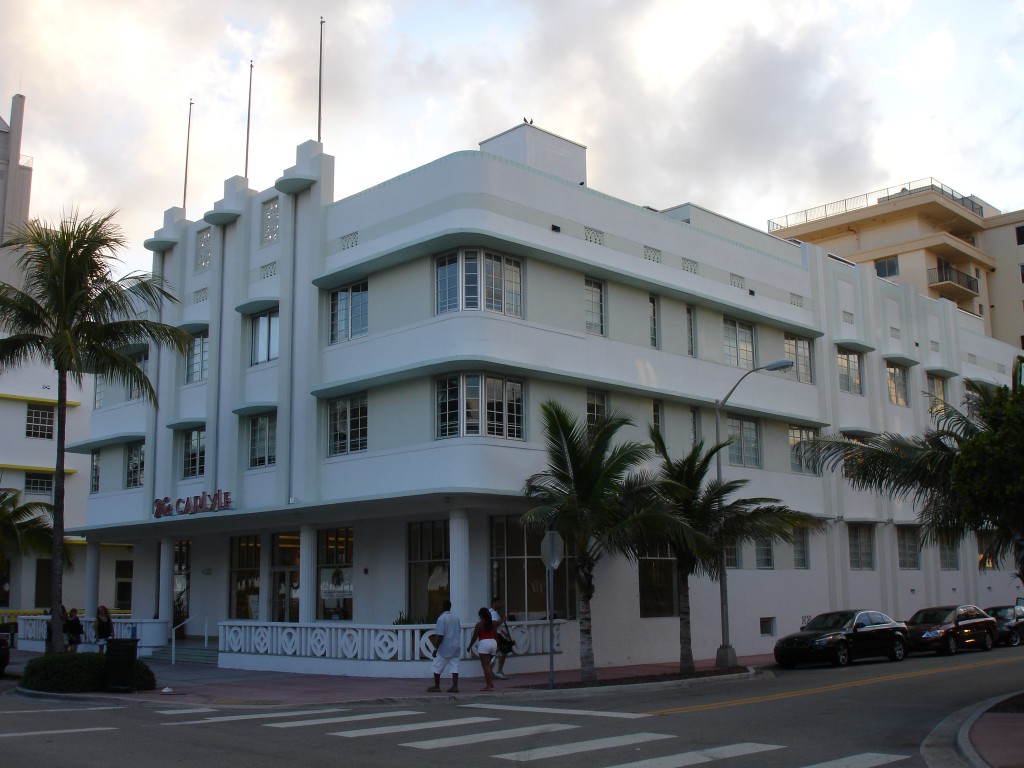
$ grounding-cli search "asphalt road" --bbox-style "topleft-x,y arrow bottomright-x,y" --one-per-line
2,648 -> 1021,768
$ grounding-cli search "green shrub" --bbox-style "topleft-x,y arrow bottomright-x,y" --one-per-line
20,652 -> 156,692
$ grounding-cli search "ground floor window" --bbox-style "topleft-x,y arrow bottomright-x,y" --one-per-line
489,515 -> 577,622
229,536 -> 261,619
317,527 -> 354,620
34,558 -> 51,608
271,532 -> 300,622
408,521 -> 449,623
114,560 -> 133,611
638,539 -> 676,618
173,540 -> 191,628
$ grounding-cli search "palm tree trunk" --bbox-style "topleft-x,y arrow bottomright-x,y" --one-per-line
48,369 -> 68,653
576,564 -> 596,684
677,558 -> 695,675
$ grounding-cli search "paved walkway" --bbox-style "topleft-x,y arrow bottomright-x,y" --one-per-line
2,649 -> 1020,767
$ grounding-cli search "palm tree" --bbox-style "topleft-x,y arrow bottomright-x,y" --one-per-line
650,428 -> 827,674
523,400 -> 662,683
0,210 -> 191,651
0,488 -> 54,572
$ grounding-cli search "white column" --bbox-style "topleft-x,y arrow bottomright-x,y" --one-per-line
159,537 -> 174,626
449,509 -> 470,623
84,540 -> 100,618
259,532 -> 272,622
299,525 -> 316,623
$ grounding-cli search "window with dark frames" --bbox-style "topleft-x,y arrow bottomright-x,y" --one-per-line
330,281 -> 369,343
328,394 -> 368,455
25,403 -> 54,439
435,373 -> 523,440
249,413 -> 277,467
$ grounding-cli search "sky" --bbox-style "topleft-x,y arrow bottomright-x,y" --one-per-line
2,0 -> 1023,276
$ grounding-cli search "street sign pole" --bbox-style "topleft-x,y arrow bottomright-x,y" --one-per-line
540,530 -> 564,690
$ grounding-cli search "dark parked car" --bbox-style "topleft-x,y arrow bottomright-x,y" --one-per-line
983,605 -> 1024,647
906,605 -> 996,655
775,610 -> 909,668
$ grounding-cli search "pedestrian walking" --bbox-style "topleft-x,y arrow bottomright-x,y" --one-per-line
490,595 -> 513,679
65,608 -> 84,653
427,600 -> 462,693
95,605 -> 114,653
468,606 -> 497,691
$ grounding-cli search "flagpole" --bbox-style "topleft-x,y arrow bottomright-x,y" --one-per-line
245,60 -> 253,178
318,16 -> 325,143
183,98 -> 194,209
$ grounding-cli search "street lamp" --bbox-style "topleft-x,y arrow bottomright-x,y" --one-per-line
713,358 -> 793,668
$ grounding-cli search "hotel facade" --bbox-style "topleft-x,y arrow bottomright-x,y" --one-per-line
56,125 -> 1020,676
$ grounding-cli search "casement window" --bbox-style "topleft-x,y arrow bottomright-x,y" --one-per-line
229,536 -> 261,619
848,523 -> 875,570
328,394 -> 368,455
25,403 -> 54,439
977,531 -> 997,570
793,529 -> 810,569
317,527 -> 355,620
939,541 -> 960,571
788,425 -> 819,474
755,540 -> 774,570
837,348 -> 862,395
784,333 -> 814,384
926,374 -> 947,410
250,309 -> 280,365
1015,225 -> 1024,246
94,375 -> 105,409
90,450 -> 101,494
874,255 -> 899,278
652,400 -> 663,433
490,515 -> 577,622
435,373 -> 523,440
128,350 -> 149,400
434,249 -> 522,317
125,441 -> 145,489
897,526 -> 921,570
727,414 -> 760,467
887,363 -> 909,406
408,520 -> 450,621
185,331 -> 209,383
638,539 -> 677,617
584,277 -> 604,334
261,197 -> 280,244
24,473 -> 53,498
724,544 -> 742,569
686,305 -> 697,356
181,429 -> 206,479
249,413 -> 277,468
649,295 -> 659,348
330,281 -> 368,343
586,389 -> 607,430
196,228 -> 212,271
723,317 -> 754,369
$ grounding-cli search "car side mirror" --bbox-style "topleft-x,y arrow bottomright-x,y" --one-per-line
854,621 -> 867,629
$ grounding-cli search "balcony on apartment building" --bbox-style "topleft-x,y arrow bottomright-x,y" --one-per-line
928,263 -> 979,300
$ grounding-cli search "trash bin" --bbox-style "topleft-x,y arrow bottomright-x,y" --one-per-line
105,638 -> 139,692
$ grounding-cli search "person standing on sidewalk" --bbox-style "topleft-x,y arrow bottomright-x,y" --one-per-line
490,596 -> 512,680
468,607 -> 497,692
427,600 -> 461,693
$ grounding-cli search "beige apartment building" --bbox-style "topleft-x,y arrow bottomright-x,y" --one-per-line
769,179 -> 1024,350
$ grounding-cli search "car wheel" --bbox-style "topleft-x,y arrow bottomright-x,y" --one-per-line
778,661 -> 796,669
889,636 -> 906,661
982,631 -> 994,651
941,634 -> 957,656
832,643 -> 851,667
1008,630 -> 1021,648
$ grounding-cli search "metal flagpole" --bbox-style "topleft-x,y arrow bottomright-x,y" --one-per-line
245,61 -> 253,178
317,16 -> 325,143
183,98 -> 194,209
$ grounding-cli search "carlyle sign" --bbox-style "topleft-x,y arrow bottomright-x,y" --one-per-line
154,489 -> 233,518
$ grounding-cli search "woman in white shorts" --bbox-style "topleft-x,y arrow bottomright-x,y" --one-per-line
467,607 -> 497,691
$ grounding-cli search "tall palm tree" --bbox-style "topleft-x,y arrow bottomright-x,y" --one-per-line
0,488 -> 54,572
523,400 -> 662,683
650,428 -> 827,674
0,210 -> 191,651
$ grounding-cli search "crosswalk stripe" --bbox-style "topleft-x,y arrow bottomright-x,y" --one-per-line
2,706 -> 124,714
463,703 -> 649,719
798,754 -> 908,768
331,716 -> 497,738
494,732 -> 675,761
157,708 -> 219,715
600,742 -> 785,768
0,727 -> 118,738
162,707 -> 348,725
267,711 -> 422,728
403,723 -> 580,749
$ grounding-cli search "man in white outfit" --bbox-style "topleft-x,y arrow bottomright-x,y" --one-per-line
427,600 -> 462,692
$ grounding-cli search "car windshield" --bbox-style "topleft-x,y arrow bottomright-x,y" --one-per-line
985,607 -> 1011,619
804,612 -> 856,631
909,608 -> 955,624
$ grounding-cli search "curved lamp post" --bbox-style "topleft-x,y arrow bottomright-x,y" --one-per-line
713,358 -> 793,668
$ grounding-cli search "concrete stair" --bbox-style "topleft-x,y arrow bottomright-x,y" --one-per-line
146,642 -> 219,666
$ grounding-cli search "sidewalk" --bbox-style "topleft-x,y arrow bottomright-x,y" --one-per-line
3,648 -> 1020,767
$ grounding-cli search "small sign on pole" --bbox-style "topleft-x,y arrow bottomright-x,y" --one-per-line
541,530 -> 564,688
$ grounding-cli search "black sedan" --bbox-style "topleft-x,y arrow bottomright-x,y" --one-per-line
983,605 -> 1024,647
906,604 -> 996,655
775,610 -> 909,668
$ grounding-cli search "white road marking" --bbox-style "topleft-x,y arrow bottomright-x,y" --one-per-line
403,723 -> 579,749
462,703 -> 649,719
162,707 -> 348,725
156,708 -> 219,715
2,706 -> 124,714
331,716 -> 497,738
798,754 -> 909,768
0,727 -> 118,738
494,732 -> 675,761
267,710 -> 422,728
601,742 -> 785,767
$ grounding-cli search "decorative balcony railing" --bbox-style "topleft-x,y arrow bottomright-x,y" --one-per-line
928,265 -> 979,294
768,178 -> 983,231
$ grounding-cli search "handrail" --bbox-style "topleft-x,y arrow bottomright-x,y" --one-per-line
170,616 -> 210,664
